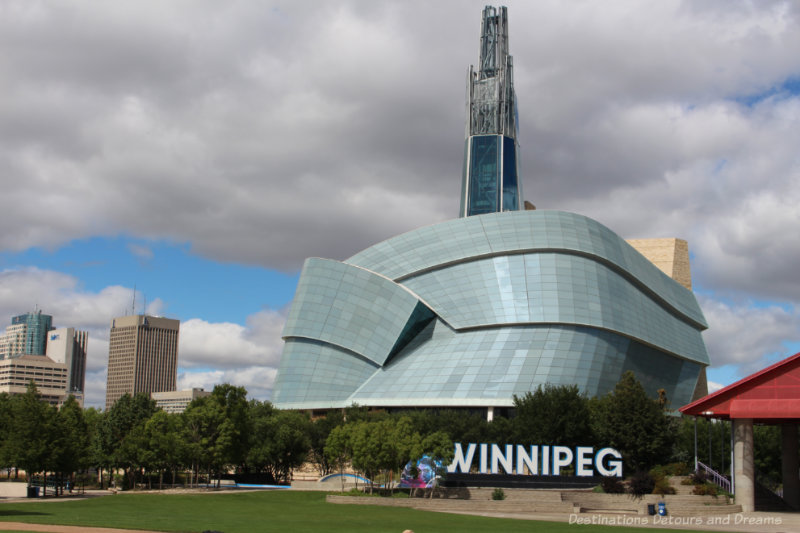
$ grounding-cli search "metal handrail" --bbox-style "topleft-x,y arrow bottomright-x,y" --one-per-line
697,461 -> 731,492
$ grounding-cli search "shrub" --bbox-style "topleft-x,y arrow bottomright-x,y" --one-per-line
693,483 -> 718,497
663,462 -> 690,476
652,477 -> 676,496
491,488 -> 506,500
647,466 -> 675,496
600,477 -> 626,494
649,465 -> 666,481
689,470 -> 708,485
628,471 -> 655,497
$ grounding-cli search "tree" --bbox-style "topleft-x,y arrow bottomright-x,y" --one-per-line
100,393 -> 157,489
754,424 -> 782,486
348,420 -> 394,493
53,395 -> 90,493
83,407 -> 108,488
247,405 -> 311,484
308,410 -> 344,476
326,423 -> 354,492
142,410 -> 184,489
346,417 -> 422,493
419,430 -> 454,498
181,384 -> 250,487
513,384 -> 594,447
7,382 -> 56,493
182,394 -> 224,486
591,371 -> 673,473
210,384 -> 250,472
0,393 -> 12,471
403,409 -> 490,445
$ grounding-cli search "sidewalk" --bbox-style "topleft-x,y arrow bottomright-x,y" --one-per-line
444,509 -> 800,533
0,524 -> 165,533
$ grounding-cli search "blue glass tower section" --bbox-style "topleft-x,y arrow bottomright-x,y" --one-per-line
11,311 -> 53,355
460,6 -> 522,218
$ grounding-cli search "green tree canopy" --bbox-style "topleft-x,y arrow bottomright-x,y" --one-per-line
248,404 -> 311,484
591,371 -> 673,472
7,382 -> 57,488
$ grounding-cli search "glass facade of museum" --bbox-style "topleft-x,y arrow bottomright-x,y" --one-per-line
272,210 -> 710,410
462,135 -> 520,216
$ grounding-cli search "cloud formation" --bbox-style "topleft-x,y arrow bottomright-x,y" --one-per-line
3,1 -> 795,293
0,268 -> 285,407
2,1 -> 800,402
699,295 -> 800,375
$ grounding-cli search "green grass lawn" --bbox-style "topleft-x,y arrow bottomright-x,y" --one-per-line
0,490 -> 724,533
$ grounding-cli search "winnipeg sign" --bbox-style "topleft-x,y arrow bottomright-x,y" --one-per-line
447,443 -> 623,477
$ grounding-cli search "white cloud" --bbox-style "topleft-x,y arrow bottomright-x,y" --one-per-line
2,1 -> 800,404
0,0 -> 796,310
178,309 -> 286,369
699,295 -> 800,374
178,366 -> 277,402
127,243 -> 154,261
0,267 -> 285,408
83,368 -> 107,410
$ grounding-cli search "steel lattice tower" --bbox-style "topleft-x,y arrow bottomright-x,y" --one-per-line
459,5 -> 522,217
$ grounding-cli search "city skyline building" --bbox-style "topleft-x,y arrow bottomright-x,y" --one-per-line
272,5 -> 711,417
0,310 -> 53,359
151,388 -> 211,414
46,327 -> 88,401
105,315 -> 180,410
460,5 -> 521,218
0,354 -> 68,406
0,311 -> 86,405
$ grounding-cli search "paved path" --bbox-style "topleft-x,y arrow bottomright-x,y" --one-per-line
0,523 -> 165,533
439,509 -> 800,533
3,512 -> 800,533
3,486 -> 800,533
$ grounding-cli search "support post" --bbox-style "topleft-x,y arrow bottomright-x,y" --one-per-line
730,420 -> 735,495
733,418 -> 755,512
781,424 -> 800,510
486,406 -> 494,422
693,417 -> 698,472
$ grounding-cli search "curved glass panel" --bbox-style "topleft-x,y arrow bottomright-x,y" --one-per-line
283,258 -> 432,366
347,210 -> 706,328
401,253 -> 709,365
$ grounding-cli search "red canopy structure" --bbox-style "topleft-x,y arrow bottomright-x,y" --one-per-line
680,351 -> 800,512
681,351 -> 800,422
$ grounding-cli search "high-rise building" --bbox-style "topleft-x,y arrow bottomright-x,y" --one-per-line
105,315 -> 180,410
460,5 -> 521,218
0,310 -> 53,359
151,388 -> 211,414
271,6 -> 711,416
46,327 -> 88,400
0,312 -> 86,405
0,354 -> 68,406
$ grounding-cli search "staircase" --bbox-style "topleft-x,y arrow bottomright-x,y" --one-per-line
327,480 -> 743,517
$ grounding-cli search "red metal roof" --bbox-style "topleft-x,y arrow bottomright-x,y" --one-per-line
679,351 -> 800,422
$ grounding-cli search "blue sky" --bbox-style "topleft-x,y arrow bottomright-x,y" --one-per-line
0,238 -> 298,324
1,0 -> 799,408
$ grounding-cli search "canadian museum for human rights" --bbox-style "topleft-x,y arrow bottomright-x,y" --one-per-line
272,6 -> 710,421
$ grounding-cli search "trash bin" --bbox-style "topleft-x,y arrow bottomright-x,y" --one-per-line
27,487 -> 40,498
658,501 -> 666,516
647,503 -> 656,515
